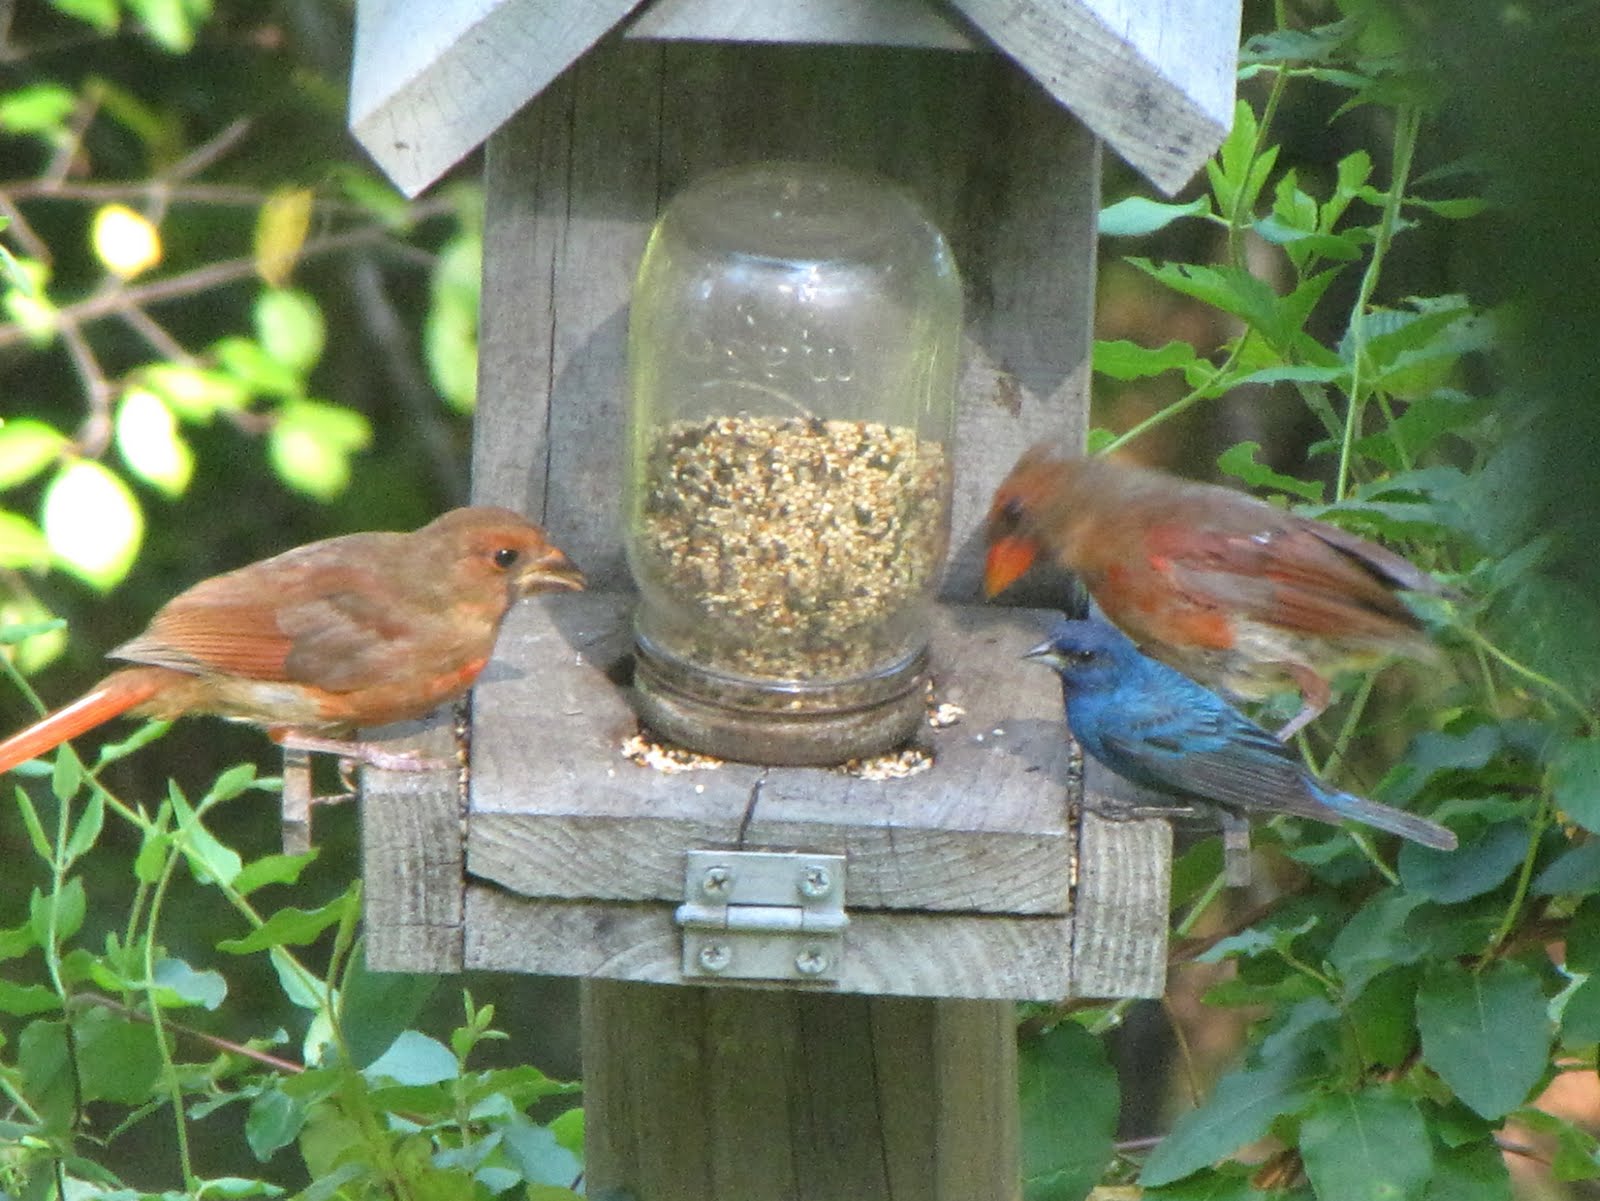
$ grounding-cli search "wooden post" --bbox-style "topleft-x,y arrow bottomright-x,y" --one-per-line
582,983 -> 1020,1201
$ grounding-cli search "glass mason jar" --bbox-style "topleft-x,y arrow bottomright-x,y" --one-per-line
624,162 -> 961,765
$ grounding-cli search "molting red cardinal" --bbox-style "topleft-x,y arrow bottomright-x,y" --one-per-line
985,446 -> 1447,738
0,507 -> 583,772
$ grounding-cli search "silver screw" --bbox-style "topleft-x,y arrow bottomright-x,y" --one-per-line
698,942 -> 733,973
797,865 -> 833,900
794,946 -> 830,976
701,866 -> 733,898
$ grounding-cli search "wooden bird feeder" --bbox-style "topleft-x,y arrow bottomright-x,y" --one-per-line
347,2 -> 1239,1197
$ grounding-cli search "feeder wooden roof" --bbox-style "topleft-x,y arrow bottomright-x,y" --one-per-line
351,0 -> 1241,198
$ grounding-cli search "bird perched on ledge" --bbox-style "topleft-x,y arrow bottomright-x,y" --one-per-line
1025,618 -> 1457,854
0,507 -> 584,774
986,445 -> 1450,739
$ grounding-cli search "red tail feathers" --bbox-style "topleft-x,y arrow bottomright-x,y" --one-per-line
0,669 -> 166,774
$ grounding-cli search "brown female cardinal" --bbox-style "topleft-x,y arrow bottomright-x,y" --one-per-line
985,445 -> 1449,738
0,506 -> 583,772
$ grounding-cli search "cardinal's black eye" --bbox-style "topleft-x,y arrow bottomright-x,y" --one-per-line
493,547 -> 520,569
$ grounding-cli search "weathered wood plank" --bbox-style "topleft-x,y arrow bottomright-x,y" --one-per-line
948,0 -> 1239,194
466,887 -> 1075,1000
625,0 -> 978,48
1069,802 -> 1171,998
349,0 -> 640,197
359,714 -> 465,972
468,593 -> 1076,916
582,982 -> 1019,1201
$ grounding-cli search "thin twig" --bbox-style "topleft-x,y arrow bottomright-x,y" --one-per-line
72,992 -> 305,1075
168,118 -> 253,182
118,303 -> 193,363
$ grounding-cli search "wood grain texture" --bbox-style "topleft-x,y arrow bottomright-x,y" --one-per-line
471,37 -> 1098,594
948,0 -> 1240,194
349,0 -> 639,197
466,886 -> 1074,999
468,593 -> 1075,917
1070,805 -> 1171,998
358,714 -> 465,972
581,980 -> 1021,1201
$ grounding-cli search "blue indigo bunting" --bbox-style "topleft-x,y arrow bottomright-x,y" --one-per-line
1024,618 -> 1457,851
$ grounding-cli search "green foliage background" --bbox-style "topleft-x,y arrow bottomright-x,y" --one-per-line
3,0 -> 1600,1198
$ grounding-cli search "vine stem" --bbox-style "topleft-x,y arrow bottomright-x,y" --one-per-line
1480,792 -> 1553,967
1335,104 -> 1421,501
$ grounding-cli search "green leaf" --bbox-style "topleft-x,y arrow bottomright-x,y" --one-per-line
1563,896 -> 1600,974
139,362 -> 251,422
30,877 -> 86,945
126,0 -> 205,53
217,895 -> 353,954
1097,195 -> 1211,237
152,956 -> 227,1009
1417,960 -> 1550,1119
1534,839 -> 1600,895
1345,966 -> 1420,1068
1397,821 -> 1528,903
213,335 -> 303,398
234,850 -> 319,896
0,512 -> 51,569
1140,1055 -> 1316,1187
115,388 -> 194,496
1423,1137 -> 1511,1201
75,1005 -> 162,1104
340,951 -> 438,1068
1093,339 -> 1199,381
1326,890 -> 1427,997
63,789 -> 104,865
425,232 -> 481,412
1558,974 -> 1600,1046
1216,442 -> 1324,502
0,419 -> 68,488
502,1117 -> 584,1189
0,84 -> 78,135
0,979 -> 62,1015
1552,735 -> 1600,833
246,1087 -> 306,1161
1019,1023 -> 1119,1200
255,288 -> 325,376
363,1030 -> 458,1086
1205,100 -> 1277,218
12,784 -> 53,860
41,460 -> 145,590
48,0 -> 119,34
267,399 -> 372,500
1299,1087 -> 1432,1201
169,780 -> 242,886
1512,1109 -> 1600,1182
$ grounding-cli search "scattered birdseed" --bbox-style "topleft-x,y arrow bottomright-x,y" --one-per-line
621,732 -> 725,774
634,415 -> 949,678
836,746 -> 935,780
927,701 -> 966,730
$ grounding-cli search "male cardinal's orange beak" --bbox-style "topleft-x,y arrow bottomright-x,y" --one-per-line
983,535 -> 1038,598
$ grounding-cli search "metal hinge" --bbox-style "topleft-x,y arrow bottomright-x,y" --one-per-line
675,849 -> 848,983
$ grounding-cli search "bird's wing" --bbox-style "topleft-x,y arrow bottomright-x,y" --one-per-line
1096,704 -> 1334,821
1144,520 -> 1425,641
112,559 -> 445,693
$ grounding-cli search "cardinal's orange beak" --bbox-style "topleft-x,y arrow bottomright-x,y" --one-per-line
983,534 -> 1038,598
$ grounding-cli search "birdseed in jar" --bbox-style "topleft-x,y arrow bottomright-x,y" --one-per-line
635,414 -> 949,678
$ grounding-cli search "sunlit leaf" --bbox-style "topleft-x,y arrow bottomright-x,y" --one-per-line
139,362 -> 251,422
0,84 -> 77,135
43,0 -> 118,33
425,232 -> 481,412
1216,442 -> 1324,502
153,956 -> 228,1009
3,258 -> 59,343
0,419 -> 68,489
254,187 -> 314,287
255,288 -> 325,376
1098,195 -> 1211,237
1093,339 -> 1198,381
115,387 -> 194,495
0,512 -> 51,569
41,460 -> 145,590
92,204 -> 162,279
363,1031 -> 458,1086
267,399 -> 371,500
127,0 -> 209,53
